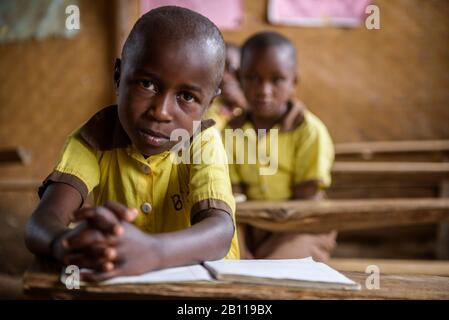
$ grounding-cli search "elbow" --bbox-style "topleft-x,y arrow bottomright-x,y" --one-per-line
24,211 -> 48,256
212,214 -> 235,260
24,217 -> 37,255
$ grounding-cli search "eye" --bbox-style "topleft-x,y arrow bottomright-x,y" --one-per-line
178,91 -> 196,103
140,80 -> 157,92
273,76 -> 285,84
245,74 -> 258,82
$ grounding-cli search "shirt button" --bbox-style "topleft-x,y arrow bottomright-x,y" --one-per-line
142,165 -> 151,174
141,202 -> 152,214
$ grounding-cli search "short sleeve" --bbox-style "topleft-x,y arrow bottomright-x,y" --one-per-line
38,131 -> 100,203
188,127 -> 240,260
189,127 -> 236,216
293,114 -> 335,189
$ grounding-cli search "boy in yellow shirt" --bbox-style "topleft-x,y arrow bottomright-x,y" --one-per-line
225,31 -> 335,261
25,6 -> 239,282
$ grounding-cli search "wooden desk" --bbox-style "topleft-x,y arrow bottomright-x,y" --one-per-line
335,140 -> 449,162
23,258 -> 449,299
329,258 -> 449,276
236,198 -> 449,233
329,162 -> 449,198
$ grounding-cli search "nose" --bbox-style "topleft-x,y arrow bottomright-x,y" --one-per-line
257,81 -> 273,98
146,93 -> 173,122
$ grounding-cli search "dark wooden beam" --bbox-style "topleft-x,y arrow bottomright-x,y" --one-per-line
0,147 -> 31,165
236,198 -> 449,233
335,140 -> 449,162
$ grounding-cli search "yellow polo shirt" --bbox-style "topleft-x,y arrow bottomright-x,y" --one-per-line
224,107 -> 334,201
39,105 -> 239,259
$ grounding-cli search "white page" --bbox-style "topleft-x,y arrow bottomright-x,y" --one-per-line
101,264 -> 213,285
204,257 -> 356,286
61,264 -> 213,286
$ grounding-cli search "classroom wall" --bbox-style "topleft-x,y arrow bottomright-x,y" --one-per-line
0,0 -> 115,181
0,0 -> 115,295
0,0 -> 448,294
1,0 -> 448,182
222,0 -> 449,143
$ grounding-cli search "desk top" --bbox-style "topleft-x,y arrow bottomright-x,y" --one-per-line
236,198 -> 449,232
23,258 -> 449,300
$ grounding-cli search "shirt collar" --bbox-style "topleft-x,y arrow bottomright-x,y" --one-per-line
227,100 -> 305,132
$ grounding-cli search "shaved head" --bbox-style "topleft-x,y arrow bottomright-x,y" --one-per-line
122,6 -> 226,88
241,31 -> 297,69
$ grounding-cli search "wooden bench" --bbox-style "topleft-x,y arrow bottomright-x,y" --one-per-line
335,140 -> 449,162
22,258 -> 449,299
328,161 -> 449,258
237,197 -> 449,259
329,161 -> 449,199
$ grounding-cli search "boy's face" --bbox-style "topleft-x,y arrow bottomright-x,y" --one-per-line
116,37 -> 220,157
240,46 -> 297,118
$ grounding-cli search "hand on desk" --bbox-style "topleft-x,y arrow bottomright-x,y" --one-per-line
51,201 -> 163,282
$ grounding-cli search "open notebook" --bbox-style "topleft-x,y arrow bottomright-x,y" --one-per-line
203,258 -> 360,290
61,257 -> 360,290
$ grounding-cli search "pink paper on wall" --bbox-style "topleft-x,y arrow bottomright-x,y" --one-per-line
268,0 -> 372,27
140,0 -> 243,30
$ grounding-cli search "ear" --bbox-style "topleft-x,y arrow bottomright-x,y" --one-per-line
291,72 -> 300,95
293,72 -> 300,86
206,87 -> 222,111
113,58 -> 121,93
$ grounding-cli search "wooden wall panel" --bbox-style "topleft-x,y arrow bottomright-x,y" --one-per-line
0,0 -> 115,180
222,0 -> 449,143
1,0 -> 448,178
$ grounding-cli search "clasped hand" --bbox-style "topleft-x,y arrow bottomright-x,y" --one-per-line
52,201 -> 162,282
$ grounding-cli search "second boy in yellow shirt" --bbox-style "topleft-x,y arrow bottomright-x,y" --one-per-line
225,31 -> 335,262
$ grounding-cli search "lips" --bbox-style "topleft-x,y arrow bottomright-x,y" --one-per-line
254,99 -> 272,109
137,128 -> 170,147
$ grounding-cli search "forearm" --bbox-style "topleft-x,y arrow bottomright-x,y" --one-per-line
25,209 -> 70,256
25,183 -> 82,257
153,211 -> 234,269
